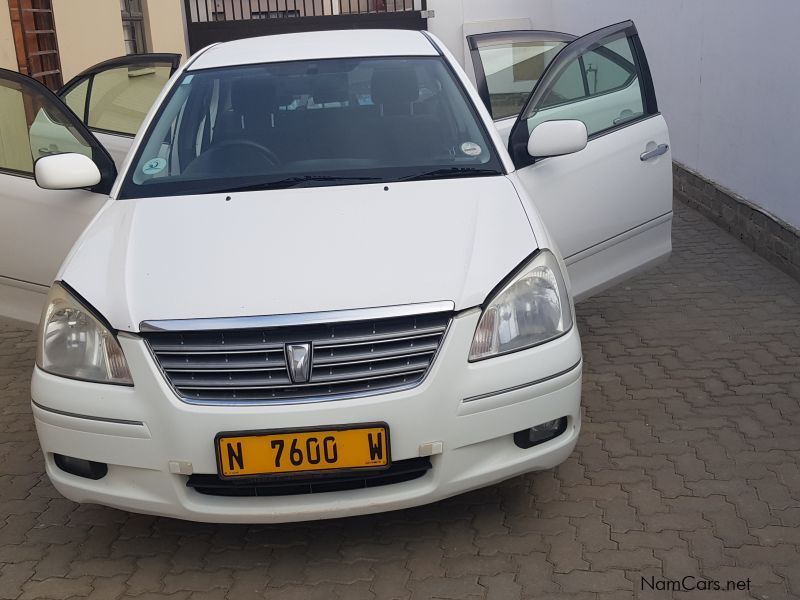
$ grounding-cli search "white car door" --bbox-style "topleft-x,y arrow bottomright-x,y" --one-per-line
56,54 -> 180,166
0,54 -> 179,323
470,21 -> 672,301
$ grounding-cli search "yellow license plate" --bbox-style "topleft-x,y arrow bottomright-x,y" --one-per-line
216,424 -> 390,478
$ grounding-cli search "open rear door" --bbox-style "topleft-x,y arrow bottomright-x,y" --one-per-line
467,30 -> 575,145
57,53 -> 180,165
505,21 -> 672,301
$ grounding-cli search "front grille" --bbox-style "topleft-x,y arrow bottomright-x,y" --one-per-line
187,458 -> 432,497
141,311 -> 451,403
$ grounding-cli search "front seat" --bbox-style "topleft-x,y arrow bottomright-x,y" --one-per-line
184,77 -> 279,177
369,66 -> 445,161
214,76 -> 277,145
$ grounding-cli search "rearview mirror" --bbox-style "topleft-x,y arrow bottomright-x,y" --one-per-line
527,120 -> 588,159
35,153 -> 101,190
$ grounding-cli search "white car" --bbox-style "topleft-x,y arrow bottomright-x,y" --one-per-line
0,23 -> 671,523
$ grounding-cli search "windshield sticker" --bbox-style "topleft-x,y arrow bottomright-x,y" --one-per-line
142,158 -> 167,175
461,142 -> 483,157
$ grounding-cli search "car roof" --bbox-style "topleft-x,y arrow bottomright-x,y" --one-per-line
188,29 -> 439,71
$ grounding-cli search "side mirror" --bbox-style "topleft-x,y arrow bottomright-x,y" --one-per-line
35,153 -> 101,190
527,120 -> 588,159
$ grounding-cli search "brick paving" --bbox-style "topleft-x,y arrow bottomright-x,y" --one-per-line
1,200 -> 799,599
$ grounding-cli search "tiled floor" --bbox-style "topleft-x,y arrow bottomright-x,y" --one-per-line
1,200 -> 798,599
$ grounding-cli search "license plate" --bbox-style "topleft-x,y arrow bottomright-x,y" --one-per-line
216,424 -> 390,478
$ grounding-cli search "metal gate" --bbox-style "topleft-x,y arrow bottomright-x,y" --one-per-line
183,0 -> 429,54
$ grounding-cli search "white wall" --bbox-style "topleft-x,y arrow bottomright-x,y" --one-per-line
428,0 -> 550,69
537,0 -> 800,229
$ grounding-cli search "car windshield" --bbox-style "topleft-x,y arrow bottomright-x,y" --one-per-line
119,56 -> 504,198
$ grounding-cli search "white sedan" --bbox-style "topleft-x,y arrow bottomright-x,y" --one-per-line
0,23 -> 671,522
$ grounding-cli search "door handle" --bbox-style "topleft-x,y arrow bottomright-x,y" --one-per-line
640,144 -> 669,161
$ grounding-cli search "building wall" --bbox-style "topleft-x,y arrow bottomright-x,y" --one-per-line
0,84 -> 30,172
143,0 -> 189,59
427,0 -> 550,72
52,0 -> 126,81
49,0 -> 187,81
0,1 -> 15,70
539,0 -> 800,230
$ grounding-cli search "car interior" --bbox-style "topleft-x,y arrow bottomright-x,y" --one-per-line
133,57 -> 496,188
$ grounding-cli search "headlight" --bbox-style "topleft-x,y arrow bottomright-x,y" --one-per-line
36,282 -> 133,385
470,250 -> 573,361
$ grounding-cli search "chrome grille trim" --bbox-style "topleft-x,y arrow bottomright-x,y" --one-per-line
314,347 -> 437,367
176,369 -> 429,391
312,326 -> 448,348
140,306 -> 453,406
151,345 -> 285,354
139,301 -> 455,332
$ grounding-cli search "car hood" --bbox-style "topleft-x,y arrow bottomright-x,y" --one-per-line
61,177 -> 537,332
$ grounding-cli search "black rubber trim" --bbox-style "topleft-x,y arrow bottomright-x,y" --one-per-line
54,454 -> 108,480
188,457 -> 432,497
513,417 -> 569,449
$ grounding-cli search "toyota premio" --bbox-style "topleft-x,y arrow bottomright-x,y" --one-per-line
0,23 -> 671,522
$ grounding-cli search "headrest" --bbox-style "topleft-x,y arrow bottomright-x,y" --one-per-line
371,67 -> 419,106
313,73 -> 349,105
231,76 -> 276,114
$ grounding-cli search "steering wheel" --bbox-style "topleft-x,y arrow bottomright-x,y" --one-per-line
209,139 -> 281,167
183,138 -> 282,178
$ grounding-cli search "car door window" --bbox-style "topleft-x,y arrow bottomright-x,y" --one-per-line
86,63 -> 172,135
467,32 -> 573,121
525,32 -> 646,137
478,41 -> 567,120
539,59 -> 585,108
59,54 -> 180,138
62,78 -> 89,120
585,37 -> 638,94
0,73 -> 93,176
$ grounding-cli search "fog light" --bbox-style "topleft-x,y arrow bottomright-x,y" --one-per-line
513,417 -> 568,449
54,454 -> 108,480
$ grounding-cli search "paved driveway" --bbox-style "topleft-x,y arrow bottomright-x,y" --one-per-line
1,201 -> 799,600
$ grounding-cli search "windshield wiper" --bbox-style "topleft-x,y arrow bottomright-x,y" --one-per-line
218,175 -> 384,194
398,167 -> 502,182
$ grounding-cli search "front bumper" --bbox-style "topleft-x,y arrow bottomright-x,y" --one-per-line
31,308 -> 582,523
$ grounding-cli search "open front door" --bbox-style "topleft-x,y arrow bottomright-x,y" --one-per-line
57,53 -> 180,165
507,21 -> 672,301
0,68 -> 117,323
